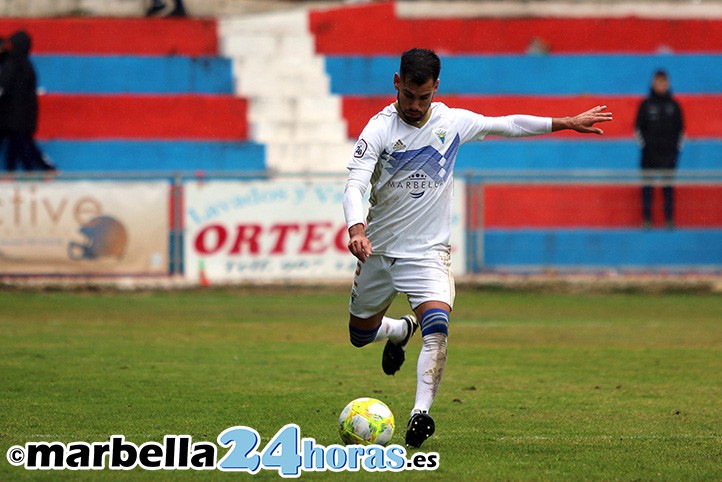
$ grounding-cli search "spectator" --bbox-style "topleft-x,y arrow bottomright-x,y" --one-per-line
0,36 -> 8,159
635,69 -> 684,228
0,31 -> 55,172
146,0 -> 188,17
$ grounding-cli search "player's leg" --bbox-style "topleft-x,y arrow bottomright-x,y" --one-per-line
412,300 -> 450,412
347,256 -> 417,351
404,300 -> 450,447
398,253 -> 454,448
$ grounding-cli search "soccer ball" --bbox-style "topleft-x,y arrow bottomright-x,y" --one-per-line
338,397 -> 395,446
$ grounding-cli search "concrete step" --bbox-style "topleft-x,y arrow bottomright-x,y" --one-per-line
219,10 -> 309,35
265,141 -> 354,173
221,33 -> 316,58
252,120 -> 347,144
236,69 -> 330,97
248,96 -> 341,123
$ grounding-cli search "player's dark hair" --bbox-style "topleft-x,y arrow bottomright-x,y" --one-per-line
399,48 -> 441,85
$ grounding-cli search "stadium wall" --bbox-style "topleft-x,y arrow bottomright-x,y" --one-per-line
310,1 -> 722,274
1,3 -> 721,280
0,17 -> 265,173
310,2 -> 722,54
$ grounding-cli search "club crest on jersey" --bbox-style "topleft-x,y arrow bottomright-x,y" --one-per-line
354,139 -> 368,158
434,128 -> 447,145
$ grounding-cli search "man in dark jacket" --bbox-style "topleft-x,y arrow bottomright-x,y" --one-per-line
0,37 -> 7,155
635,69 -> 684,228
0,30 -> 55,172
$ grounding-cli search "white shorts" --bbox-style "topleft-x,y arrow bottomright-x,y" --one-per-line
349,251 -> 455,319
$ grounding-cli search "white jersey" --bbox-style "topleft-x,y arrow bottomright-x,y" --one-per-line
346,101 -> 551,258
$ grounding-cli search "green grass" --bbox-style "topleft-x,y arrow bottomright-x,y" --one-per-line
1,287 -> 720,481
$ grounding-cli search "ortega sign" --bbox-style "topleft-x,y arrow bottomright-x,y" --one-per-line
184,179 -> 357,282
183,178 -> 466,283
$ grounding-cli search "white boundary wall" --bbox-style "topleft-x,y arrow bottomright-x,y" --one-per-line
1,1 -> 720,19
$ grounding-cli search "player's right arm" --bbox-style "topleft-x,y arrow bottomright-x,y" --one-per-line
344,111 -> 391,262
344,165 -> 373,262
344,120 -> 386,263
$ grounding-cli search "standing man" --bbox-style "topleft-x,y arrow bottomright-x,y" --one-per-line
0,36 -> 9,158
635,69 -> 684,228
343,48 -> 612,448
0,31 -> 55,172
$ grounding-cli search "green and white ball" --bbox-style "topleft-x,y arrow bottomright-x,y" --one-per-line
338,397 -> 395,446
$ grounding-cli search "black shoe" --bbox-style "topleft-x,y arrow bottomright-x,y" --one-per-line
146,2 -> 166,16
405,412 -> 435,448
382,315 -> 418,375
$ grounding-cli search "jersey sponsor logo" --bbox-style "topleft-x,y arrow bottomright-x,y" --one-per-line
382,133 -> 460,184
354,139 -> 368,158
385,173 -> 441,199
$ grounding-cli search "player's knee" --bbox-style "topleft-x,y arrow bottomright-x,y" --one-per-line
420,308 -> 449,337
348,323 -> 379,348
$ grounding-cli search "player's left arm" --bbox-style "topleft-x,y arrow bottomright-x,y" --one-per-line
551,105 -> 613,135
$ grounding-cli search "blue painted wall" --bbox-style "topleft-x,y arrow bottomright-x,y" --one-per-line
40,140 -> 265,172
325,54 -> 722,95
472,229 -> 722,270
35,55 -> 234,94
455,140 -> 722,172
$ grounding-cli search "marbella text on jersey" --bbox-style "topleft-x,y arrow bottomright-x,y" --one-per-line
384,174 -> 443,194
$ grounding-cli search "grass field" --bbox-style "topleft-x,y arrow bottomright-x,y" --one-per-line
1,286 -> 720,481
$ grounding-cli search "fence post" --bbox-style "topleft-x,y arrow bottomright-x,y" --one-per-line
170,173 -> 184,277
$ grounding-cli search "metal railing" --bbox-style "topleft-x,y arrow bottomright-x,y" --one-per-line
3,168 -> 721,277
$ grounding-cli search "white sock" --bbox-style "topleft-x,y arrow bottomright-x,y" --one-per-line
412,332 -> 447,414
372,316 -> 407,344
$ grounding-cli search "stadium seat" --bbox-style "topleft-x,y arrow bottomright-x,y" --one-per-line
0,17 -> 263,173
307,1 -> 722,270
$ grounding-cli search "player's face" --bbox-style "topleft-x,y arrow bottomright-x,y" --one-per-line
394,74 -> 438,124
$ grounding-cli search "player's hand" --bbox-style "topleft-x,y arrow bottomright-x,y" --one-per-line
554,105 -> 613,135
571,105 -> 613,134
348,224 -> 372,263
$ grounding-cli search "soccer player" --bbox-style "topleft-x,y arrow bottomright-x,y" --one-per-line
343,48 -> 612,448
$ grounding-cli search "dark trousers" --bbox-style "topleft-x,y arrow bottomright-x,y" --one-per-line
4,132 -> 54,171
642,183 -> 674,223
641,151 -> 677,224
